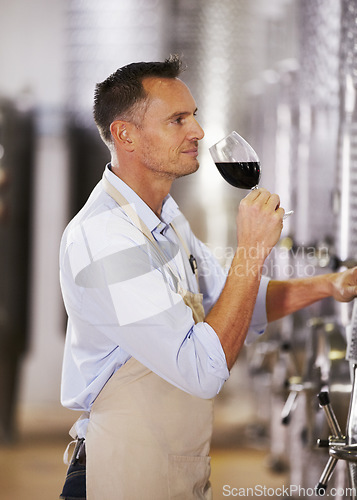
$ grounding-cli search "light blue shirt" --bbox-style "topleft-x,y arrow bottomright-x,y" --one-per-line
60,165 -> 269,437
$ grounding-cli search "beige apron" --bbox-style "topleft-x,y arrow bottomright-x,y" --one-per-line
85,177 -> 213,499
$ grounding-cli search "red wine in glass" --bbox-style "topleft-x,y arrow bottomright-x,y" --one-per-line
215,161 -> 261,189
209,131 -> 261,190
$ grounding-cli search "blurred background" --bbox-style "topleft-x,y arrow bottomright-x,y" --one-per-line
2,0 -> 357,498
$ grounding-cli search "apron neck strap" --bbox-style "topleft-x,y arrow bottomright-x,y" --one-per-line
102,174 -> 155,244
102,174 -> 199,289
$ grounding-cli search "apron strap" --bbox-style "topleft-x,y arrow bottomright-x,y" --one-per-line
102,174 -> 154,243
102,175 -> 179,284
170,222 -> 199,288
102,174 -> 200,291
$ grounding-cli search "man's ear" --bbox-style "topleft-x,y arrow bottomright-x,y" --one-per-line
110,121 -> 135,151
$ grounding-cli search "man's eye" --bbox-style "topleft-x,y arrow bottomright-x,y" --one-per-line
174,117 -> 183,124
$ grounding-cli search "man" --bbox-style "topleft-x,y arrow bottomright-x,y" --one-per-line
59,55 -> 357,499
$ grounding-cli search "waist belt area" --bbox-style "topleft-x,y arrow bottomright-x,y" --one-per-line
71,438 -> 86,466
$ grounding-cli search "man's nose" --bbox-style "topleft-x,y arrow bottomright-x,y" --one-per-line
189,119 -> 205,141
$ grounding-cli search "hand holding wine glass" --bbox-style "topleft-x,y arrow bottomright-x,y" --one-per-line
209,131 -> 294,219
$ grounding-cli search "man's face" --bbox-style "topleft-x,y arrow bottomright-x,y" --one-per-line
133,77 -> 204,180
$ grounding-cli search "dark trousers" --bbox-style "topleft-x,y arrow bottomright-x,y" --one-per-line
59,439 -> 86,500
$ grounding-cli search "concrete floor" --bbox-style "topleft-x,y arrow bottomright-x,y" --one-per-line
0,403 -> 288,500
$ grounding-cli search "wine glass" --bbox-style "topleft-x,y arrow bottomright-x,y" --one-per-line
209,130 -> 261,189
209,131 -> 293,218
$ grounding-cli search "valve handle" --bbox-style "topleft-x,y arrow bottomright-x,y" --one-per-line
281,390 -> 298,425
315,456 -> 338,496
315,392 -> 346,493
315,482 -> 327,496
317,439 -> 329,448
318,391 -> 330,407
317,391 -> 343,438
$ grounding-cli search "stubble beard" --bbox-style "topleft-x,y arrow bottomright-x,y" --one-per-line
141,147 -> 200,181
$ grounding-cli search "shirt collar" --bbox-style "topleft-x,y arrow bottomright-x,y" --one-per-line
103,164 -> 180,233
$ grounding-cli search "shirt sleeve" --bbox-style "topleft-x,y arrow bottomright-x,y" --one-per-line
245,275 -> 270,344
187,230 -> 270,343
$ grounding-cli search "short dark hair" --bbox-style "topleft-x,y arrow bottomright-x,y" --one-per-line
93,54 -> 185,147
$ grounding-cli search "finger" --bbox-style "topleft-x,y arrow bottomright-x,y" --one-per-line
345,286 -> 357,300
265,193 -> 281,211
244,187 -> 269,202
351,267 -> 357,282
343,267 -> 357,286
275,207 -> 285,219
250,190 -> 274,207
275,208 -> 285,229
